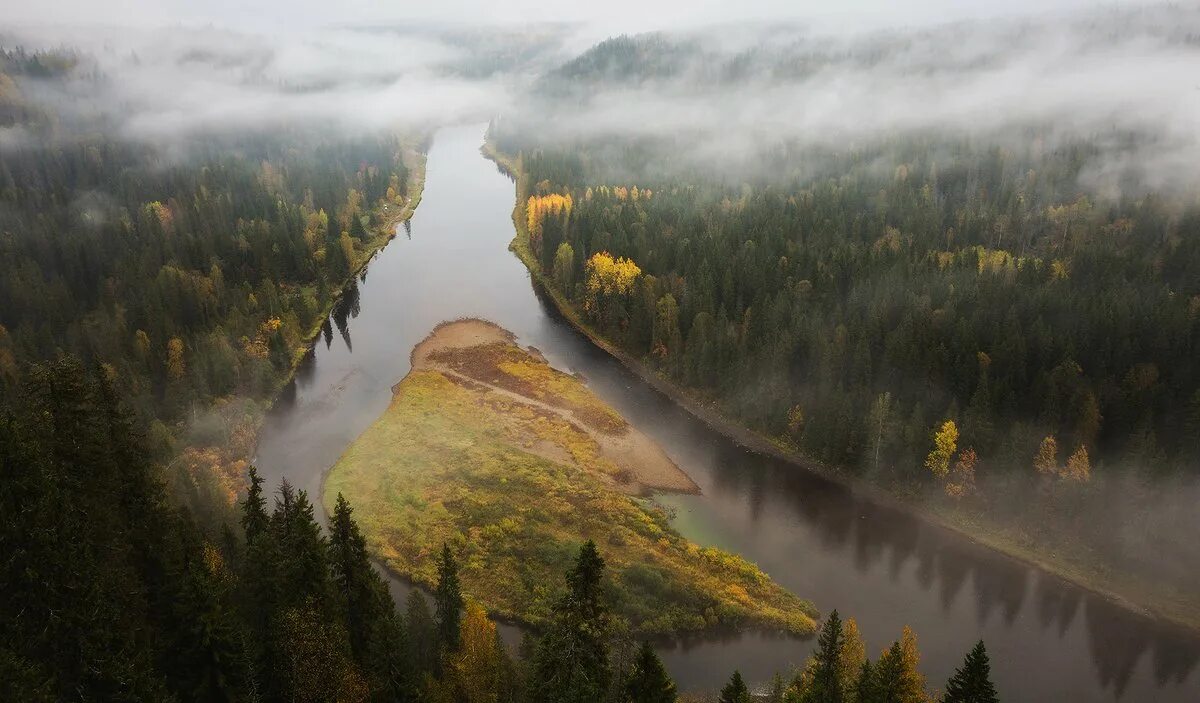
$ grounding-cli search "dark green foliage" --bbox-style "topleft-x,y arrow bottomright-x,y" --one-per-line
243,465 -> 269,544
804,609 -> 845,703
530,540 -> 612,703
406,589 -> 439,679
718,670 -> 750,703
0,63 -> 412,509
0,359 -> 247,700
0,364 -> 998,701
865,642 -> 907,703
502,124 -> 1200,598
623,641 -> 676,703
435,543 -> 465,652
942,642 -> 999,703
331,493 -> 412,700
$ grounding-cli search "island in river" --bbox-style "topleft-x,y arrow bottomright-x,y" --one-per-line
323,318 -> 816,636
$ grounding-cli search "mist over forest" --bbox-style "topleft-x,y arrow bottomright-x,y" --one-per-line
3,1 -> 1200,702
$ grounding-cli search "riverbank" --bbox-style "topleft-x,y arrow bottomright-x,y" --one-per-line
323,318 -> 816,636
176,139 -> 428,507
481,138 -> 1200,635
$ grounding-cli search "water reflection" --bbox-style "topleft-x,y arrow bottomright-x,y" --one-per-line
254,124 -> 1200,701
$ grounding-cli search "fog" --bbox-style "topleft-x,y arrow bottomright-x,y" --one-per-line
0,24 -> 543,143
7,2 -> 1197,196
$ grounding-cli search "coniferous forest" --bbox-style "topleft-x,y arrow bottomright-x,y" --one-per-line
1,360 -> 994,701
6,2 -> 1200,701
488,24 -> 1200,621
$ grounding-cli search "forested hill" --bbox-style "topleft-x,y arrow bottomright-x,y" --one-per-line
0,48 -> 424,524
1,358 -> 998,701
490,6 -> 1200,628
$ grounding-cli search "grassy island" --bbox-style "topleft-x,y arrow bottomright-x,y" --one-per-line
324,319 -> 816,636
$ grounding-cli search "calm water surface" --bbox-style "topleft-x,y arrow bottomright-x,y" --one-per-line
254,124 -> 1200,700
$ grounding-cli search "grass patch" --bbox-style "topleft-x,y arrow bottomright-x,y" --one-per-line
324,330 -> 816,637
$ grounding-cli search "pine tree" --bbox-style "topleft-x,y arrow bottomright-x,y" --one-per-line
407,589 -> 438,679
275,488 -> 332,612
719,670 -> 750,703
331,493 -> 372,657
330,493 -> 410,699
802,609 -> 845,703
870,641 -> 906,703
942,641 -> 998,703
624,641 -> 676,703
436,543 -> 465,652
530,541 -> 611,703
241,466 -> 268,544
855,660 -> 877,703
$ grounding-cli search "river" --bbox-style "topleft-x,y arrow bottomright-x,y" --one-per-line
254,124 -> 1200,700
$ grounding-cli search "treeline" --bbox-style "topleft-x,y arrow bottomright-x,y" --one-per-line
499,126 -> 1200,595
0,360 -> 997,702
0,52 -> 420,515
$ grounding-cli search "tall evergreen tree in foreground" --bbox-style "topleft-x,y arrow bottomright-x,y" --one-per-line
530,540 -> 611,703
719,671 -> 750,703
624,641 -> 676,703
803,609 -> 845,703
406,590 -> 438,679
942,641 -> 998,703
331,492 -> 411,700
436,543 -> 465,652
242,466 -> 269,544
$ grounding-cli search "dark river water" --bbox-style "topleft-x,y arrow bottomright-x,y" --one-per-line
254,124 -> 1200,700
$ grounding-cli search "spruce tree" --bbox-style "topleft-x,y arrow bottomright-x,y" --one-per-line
854,660 -> 876,703
530,540 -> 611,703
719,670 -> 750,703
406,589 -> 438,678
942,641 -> 998,703
331,493 -> 371,657
870,641 -> 906,703
803,609 -> 845,703
435,543 -> 464,652
330,493 -> 410,698
241,466 -> 268,545
624,641 -> 676,703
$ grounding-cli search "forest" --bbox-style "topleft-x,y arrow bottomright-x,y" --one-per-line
487,26 -> 1200,625
0,46 -> 424,524
5,2 -> 1200,698
0,358 -> 998,702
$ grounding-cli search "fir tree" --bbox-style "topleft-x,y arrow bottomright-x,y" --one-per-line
406,589 -> 438,679
241,466 -> 268,545
624,641 -> 676,703
803,609 -> 845,703
854,660 -> 876,703
330,493 -> 410,699
942,641 -> 998,703
435,543 -> 465,652
530,541 -> 611,703
719,670 -> 750,703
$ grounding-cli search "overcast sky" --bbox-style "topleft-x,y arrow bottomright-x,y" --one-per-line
4,0 -> 1166,34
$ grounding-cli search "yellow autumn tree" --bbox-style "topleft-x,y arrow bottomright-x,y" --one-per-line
434,601 -> 508,703
526,193 -> 573,250
895,626 -> 928,703
924,420 -> 958,479
1033,435 -> 1059,476
838,618 -> 867,695
166,338 -> 186,381
1062,445 -> 1091,483
583,251 -> 641,318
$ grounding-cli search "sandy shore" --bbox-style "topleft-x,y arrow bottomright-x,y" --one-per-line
407,318 -> 699,495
